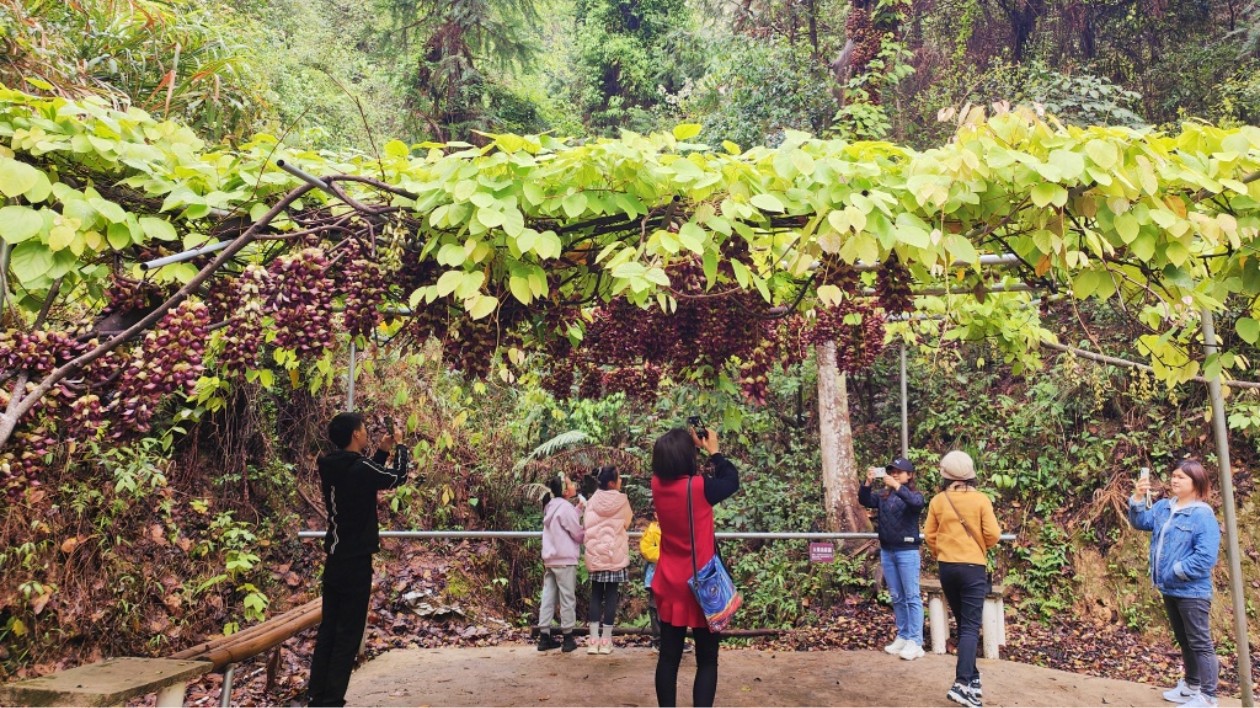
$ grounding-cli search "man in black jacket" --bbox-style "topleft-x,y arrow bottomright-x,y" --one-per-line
306,412 -> 409,707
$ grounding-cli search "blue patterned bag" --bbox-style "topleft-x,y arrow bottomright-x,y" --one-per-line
686,476 -> 742,632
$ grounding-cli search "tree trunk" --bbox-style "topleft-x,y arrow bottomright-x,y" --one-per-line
817,341 -> 868,535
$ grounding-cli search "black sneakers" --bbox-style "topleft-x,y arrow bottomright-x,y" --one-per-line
947,682 -> 982,707
561,633 -> 578,653
537,632 -> 562,651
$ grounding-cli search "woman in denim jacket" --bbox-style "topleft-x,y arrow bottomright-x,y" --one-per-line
1129,460 -> 1222,708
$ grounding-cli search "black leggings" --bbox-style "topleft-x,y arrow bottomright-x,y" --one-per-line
590,580 -> 621,625
655,621 -> 720,707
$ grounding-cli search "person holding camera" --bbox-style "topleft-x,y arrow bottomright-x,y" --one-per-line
536,474 -> 584,653
650,424 -> 738,708
307,412 -> 410,707
583,465 -> 633,654
924,450 -> 1000,708
859,457 -> 926,661
1129,460 -> 1221,708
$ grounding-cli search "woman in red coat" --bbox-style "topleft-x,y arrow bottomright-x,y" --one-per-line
650,426 -> 739,707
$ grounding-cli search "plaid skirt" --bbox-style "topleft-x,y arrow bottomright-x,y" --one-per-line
590,568 -> 630,583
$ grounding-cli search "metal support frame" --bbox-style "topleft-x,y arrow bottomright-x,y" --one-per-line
1201,308 -> 1255,707
297,529 -> 1016,541
347,341 -> 356,411
899,342 -> 909,458
220,663 -> 235,708
140,239 -> 230,270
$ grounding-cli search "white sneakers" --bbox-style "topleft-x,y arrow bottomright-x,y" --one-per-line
1163,679 -> 1216,707
898,641 -> 925,661
1163,680 -> 1202,704
883,637 -> 923,660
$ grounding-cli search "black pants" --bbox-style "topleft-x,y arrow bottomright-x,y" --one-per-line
940,562 -> 986,685
655,621 -> 720,707
1163,594 -> 1219,698
307,554 -> 373,707
590,580 -> 621,625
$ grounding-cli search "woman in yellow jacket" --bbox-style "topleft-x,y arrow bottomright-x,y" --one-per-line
640,517 -> 662,650
924,450 -> 1001,708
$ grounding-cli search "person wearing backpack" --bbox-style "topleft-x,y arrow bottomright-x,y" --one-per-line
924,450 -> 1001,708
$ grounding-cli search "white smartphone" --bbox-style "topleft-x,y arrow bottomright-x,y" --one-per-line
874,467 -> 887,478
1139,467 -> 1150,481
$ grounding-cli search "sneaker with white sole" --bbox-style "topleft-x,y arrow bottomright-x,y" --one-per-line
1163,680 -> 1201,704
899,641 -> 925,660
947,682 -> 982,707
968,678 -> 983,699
884,637 -> 908,655
597,639 -> 612,655
1181,694 -> 1218,707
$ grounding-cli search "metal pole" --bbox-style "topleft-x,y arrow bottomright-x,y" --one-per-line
140,239 -> 230,270
220,663 -> 234,708
347,341 -> 356,411
275,159 -> 331,193
1200,308 -> 1255,707
297,529 -> 1016,541
900,341 -> 909,458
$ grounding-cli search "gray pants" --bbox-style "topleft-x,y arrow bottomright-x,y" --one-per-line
1163,595 -> 1218,698
538,565 -> 578,632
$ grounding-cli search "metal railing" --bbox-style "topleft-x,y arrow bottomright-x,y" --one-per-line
298,530 -> 1018,541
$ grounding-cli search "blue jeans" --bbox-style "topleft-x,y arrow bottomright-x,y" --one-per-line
881,548 -> 924,645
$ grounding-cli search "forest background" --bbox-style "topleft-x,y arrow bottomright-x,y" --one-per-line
0,0 -> 1259,702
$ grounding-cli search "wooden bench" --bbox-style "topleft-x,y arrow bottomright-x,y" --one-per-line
0,657 -> 213,707
920,577 -> 1007,659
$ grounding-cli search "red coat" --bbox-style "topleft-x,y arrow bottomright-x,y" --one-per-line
650,474 -> 714,628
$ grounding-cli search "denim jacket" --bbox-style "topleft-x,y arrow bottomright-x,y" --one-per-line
1128,498 -> 1220,599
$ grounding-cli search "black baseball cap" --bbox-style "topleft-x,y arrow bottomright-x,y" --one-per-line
889,457 -> 916,473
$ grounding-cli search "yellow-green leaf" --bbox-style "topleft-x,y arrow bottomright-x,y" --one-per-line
467,294 -> 499,320
750,193 -> 785,213
672,124 -> 702,140
0,157 -> 42,197
0,206 -> 43,244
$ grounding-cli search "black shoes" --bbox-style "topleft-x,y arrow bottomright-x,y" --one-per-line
537,632 -> 562,651
561,633 -> 578,653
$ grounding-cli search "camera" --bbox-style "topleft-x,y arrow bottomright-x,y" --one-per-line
873,467 -> 887,478
687,415 -> 708,440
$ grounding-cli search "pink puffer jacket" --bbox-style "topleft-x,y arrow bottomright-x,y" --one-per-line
583,489 -> 632,572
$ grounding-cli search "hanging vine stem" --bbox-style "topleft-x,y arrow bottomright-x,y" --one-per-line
0,182 -> 319,452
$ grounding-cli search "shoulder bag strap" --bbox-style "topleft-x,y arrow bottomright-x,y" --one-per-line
942,489 -> 988,558
687,475 -> 699,579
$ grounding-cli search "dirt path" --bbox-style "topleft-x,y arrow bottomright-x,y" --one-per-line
344,645 -> 1241,707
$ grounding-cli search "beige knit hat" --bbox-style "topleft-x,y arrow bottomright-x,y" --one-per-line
940,450 -> 976,481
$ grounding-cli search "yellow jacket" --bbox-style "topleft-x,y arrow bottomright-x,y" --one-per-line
924,488 -> 1001,565
639,521 -> 661,563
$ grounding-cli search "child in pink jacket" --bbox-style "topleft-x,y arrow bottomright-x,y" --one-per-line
583,465 -> 633,654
